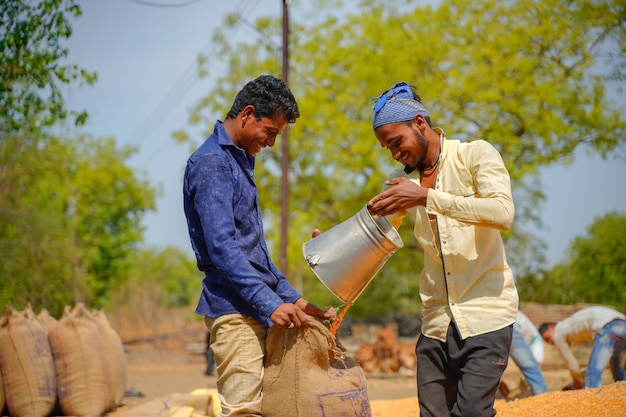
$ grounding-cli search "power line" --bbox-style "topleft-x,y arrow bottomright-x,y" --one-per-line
130,0 -> 260,166
127,0 -> 209,8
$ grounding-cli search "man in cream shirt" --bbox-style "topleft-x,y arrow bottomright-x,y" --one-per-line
368,81 -> 518,417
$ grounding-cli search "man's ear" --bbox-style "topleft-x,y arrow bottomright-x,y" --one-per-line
241,105 -> 255,120
413,113 -> 427,130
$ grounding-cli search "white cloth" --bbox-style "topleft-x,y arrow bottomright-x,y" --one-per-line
515,310 -> 544,363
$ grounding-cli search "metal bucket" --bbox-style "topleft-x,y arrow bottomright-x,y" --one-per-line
302,205 -> 403,305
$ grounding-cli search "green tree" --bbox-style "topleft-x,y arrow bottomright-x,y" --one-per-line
0,1 -> 160,316
70,135 -> 157,307
517,264 -> 574,305
0,135 -> 79,313
518,212 -> 626,310
108,247 -> 203,327
0,0 -> 95,134
176,0 -> 625,317
568,212 -> 626,310
1,0 -> 95,244
0,134 -> 156,316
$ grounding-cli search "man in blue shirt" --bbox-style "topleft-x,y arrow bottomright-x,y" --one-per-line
183,75 -> 329,416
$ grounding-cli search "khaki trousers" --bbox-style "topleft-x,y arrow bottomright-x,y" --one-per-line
204,314 -> 268,417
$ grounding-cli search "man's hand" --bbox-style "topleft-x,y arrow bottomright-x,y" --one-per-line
562,380 -> 583,390
367,177 -> 426,217
269,298 -> 330,330
295,297 -> 330,320
270,303 -> 309,330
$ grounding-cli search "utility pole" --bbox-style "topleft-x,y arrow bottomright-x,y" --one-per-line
279,0 -> 290,275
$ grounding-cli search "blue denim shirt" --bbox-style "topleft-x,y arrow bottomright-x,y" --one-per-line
183,121 -> 301,326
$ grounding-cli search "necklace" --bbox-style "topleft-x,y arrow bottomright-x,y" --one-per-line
420,154 -> 440,173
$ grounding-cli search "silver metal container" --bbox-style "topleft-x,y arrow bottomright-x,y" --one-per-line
302,206 -> 404,305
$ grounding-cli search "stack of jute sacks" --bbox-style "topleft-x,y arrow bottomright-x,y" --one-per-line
0,303 -> 127,417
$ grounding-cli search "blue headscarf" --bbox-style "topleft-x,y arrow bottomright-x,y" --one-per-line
372,82 -> 429,129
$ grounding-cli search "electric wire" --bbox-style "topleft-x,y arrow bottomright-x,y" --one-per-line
125,0 -> 260,167
127,0 -> 209,8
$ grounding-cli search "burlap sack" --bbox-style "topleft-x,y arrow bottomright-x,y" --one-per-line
0,306 -> 57,417
49,303 -> 111,417
0,314 -> 6,414
94,309 -> 127,408
262,317 -> 371,417
0,362 -> 4,416
37,308 -> 59,334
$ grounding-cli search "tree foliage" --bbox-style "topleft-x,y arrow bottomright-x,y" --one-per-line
0,133 -> 157,316
0,0 -> 95,134
174,0 -> 625,317
568,212 -> 626,309
0,1 -> 157,316
517,212 -> 626,311
110,247 -> 203,313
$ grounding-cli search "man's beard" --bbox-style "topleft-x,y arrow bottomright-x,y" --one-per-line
406,127 -> 429,172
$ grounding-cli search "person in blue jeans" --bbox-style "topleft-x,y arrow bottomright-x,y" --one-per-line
508,311 -> 548,396
612,340 -> 626,382
540,305 -> 626,389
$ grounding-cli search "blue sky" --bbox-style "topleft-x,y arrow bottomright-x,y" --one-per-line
63,0 -> 626,268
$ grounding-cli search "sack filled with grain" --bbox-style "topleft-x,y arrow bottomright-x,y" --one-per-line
37,308 -> 59,334
0,313 -> 4,414
0,305 -> 57,417
48,303 -> 111,417
93,309 -> 127,408
262,317 -> 371,417
0,360 -> 4,415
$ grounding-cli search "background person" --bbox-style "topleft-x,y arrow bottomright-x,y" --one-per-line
611,339 -> 626,382
367,81 -> 519,417
183,75 -> 329,416
539,305 -> 626,389
502,310 -> 548,397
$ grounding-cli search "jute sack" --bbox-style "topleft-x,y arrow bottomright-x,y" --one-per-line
49,304 -> 111,417
93,309 -> 127,408
0,314 -> 6,414
0,360 -> 4,416
262,317 -> 372,417
0,306 -> 57,417
37,308 -> 59,334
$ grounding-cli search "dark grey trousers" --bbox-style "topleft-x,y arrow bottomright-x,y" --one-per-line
416,322 -> 513,417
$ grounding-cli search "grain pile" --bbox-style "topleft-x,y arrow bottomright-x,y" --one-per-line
370,381 -> 626,417
494,381 -> 626,417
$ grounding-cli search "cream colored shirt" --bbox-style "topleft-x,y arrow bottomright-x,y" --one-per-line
553,306 -> 626,381
387,130 -> 519,342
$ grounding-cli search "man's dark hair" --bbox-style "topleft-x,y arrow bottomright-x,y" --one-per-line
538,322 -> 555,335
226,75 -> 300,123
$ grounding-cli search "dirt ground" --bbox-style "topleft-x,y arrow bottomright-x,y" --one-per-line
109,322 -> 619,414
